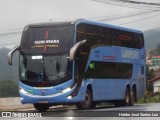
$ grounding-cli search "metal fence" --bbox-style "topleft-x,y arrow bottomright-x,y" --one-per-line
143,85 -> 160,103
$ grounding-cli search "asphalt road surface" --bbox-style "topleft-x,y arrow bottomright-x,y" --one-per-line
1,103 -> 160,120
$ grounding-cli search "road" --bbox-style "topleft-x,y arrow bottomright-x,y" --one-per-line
43,103 -> 160,117
1,103 -> 160,120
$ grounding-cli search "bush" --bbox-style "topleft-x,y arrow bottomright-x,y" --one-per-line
0,80 -> 19,97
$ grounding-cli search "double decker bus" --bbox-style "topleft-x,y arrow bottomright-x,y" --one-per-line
8,19 -> 146,111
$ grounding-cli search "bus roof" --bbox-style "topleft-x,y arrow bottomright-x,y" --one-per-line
27,21 -> 73,27
27,19 -> 143,34
75,19 -> 143,34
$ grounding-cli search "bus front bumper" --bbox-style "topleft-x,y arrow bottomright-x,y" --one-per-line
19,84 -> 85,104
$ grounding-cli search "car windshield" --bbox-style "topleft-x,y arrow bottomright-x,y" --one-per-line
20,54 -> 72,87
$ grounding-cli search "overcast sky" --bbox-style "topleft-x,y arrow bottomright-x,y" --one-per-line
0,0 -> 160,48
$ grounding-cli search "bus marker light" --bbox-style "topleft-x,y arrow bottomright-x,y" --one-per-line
20,88 -> 28,94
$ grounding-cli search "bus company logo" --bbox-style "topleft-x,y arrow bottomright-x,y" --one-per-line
122,49 -> 139,59
34,40 -> 60,45
41,90 -> 45,95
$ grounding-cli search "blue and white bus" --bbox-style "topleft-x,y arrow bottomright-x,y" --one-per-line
8,19 -> 146,111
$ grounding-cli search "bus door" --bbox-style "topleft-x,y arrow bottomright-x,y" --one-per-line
85,62 -> 101,100
90,78 -> 101,101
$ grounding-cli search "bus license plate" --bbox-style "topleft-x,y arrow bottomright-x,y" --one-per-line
39,100 -> 48,103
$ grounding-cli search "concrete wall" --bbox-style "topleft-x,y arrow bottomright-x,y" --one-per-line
0,97 -> 33,110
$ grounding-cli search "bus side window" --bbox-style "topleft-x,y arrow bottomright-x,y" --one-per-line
141,66 -> 144,75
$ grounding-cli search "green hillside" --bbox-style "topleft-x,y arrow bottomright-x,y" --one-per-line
0,47 -> 19,83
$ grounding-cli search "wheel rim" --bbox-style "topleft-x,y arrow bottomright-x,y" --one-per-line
83,94 -> 90,105
131,91 -> 134,104
126,91 -> 129,104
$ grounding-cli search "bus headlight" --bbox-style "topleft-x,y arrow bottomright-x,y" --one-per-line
62,87 -> 71,93
19,88 -> 28,94
67,96 -> 72,99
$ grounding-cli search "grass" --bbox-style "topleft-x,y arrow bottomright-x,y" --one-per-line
137,94 -> 160,104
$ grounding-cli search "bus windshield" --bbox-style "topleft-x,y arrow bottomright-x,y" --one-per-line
20,54 -> 72,87
20,25 -> 74,54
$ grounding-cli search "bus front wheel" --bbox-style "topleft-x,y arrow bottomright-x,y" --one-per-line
76,89 -> 94,110
33,103 -> 49,112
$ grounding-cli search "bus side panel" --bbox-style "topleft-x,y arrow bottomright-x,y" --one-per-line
136,64 -> 146,99
100,79 -> 117,100
116,80 -> 128,100
91,79 -> 101,101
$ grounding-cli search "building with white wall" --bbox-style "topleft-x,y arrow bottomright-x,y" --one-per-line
148,77 -> 160,93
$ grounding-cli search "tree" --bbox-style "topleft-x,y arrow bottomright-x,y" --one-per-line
146,65 -> 155,93
150,44 -> 160,56
146,65 -> 155,80
157,44 -> 160,55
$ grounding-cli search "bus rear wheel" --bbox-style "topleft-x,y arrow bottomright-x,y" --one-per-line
122,88 -> 130,106
114,88 -> 131,107
76,89 -> 94,110
33,103 -> 50,112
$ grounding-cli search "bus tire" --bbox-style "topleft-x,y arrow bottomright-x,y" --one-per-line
33,103 -> 49,112
129,89 -> 135,106
76,89 -> 93,110
122,88 -> 130,106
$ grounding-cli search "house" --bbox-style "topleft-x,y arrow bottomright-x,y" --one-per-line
146,59 -> 152,65
148,76 -> 160,93
155,69 -> 160,78
146,49 -> 151,59
146,49 -> 152,65
149,66 -> 160,71
151,55 -> 160,66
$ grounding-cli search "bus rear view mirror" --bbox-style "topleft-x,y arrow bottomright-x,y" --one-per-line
69,39 -> 86,61
7,45 -> 20,65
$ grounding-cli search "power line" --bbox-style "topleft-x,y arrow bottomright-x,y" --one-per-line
119,12 -> 160,25
0,9 -> 155,38
0,11 -> 159,37
96,10 -> 156,22
0,43 -> 19,46
0,24 -> 24,29
0,13 -> 159,46
90,10 -> 146,20
111,0 -> 160,7
92,0 -> 160,11
0,31 -> 22,37
0,0 -> 160,45
0,10 -> 155,37
0,28 -> 23,33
